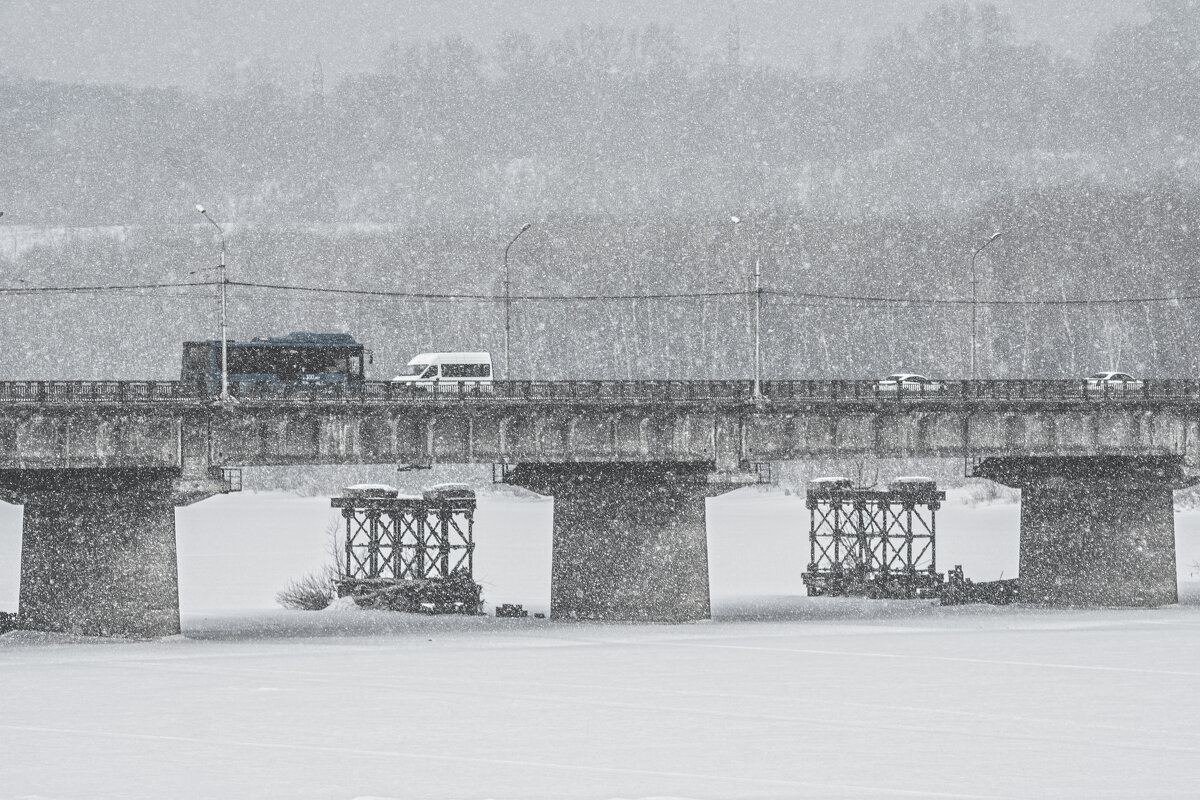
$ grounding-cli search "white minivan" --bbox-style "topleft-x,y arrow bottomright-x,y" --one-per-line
391,352 -> 493,392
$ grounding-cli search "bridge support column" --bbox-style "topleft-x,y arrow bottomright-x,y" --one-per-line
973,457 -> 1188,606
506,463 -> 737,622
0,469 -> 223,638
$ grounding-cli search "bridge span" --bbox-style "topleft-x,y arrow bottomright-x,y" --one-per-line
1,378 -> 1198,636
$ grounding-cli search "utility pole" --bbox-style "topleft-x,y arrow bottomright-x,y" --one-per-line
970,231 -> 1002,381
196,205 -> 231,402
753,253 -> 762,399
732,215 -> 764,399
503,222 -> 532,380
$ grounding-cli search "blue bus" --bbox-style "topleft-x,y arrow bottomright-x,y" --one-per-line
181,332 -> 366,395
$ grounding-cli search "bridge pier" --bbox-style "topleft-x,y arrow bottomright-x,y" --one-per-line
505,462 -> 743,622
973,457 -> 1189,606
0,468 -> 224,638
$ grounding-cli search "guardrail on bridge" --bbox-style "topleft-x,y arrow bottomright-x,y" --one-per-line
0,379 -> 1197,403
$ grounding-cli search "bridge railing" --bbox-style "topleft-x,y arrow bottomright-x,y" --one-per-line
1,378 -> 1199,403
0,380 -> 188,403
347,380 -> 758,402
950,379 -> 1200,401
764,379 -> 1200,401
372,379 -> 1200,402
493,380 -> 756,401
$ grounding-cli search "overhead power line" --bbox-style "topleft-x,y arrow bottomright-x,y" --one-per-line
763,289 -> 1194,307
212,280 -> 1200,306
0,281 -> 213,295
0,279 -> 1196,307
226,280 -> 747,301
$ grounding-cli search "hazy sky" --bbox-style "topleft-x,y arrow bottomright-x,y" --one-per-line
0,0 -> 1146,91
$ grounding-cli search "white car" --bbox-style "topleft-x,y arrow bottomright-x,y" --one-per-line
877,373 -> 944,393
1085,371 -> 1143,392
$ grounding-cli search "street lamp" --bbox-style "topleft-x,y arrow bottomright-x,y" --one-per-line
196,204 -> 231,402
503,222 -> 532,380
970,230 -> 1002,381
732,216 -> 763,399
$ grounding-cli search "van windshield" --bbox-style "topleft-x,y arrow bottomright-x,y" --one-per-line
403,363 -> 432,378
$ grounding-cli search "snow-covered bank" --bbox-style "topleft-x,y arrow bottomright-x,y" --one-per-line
2,598 -> 1198,799
1,491 -> 1199,797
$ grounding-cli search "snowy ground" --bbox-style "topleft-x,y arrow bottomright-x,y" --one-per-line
1,489 -> 1198,798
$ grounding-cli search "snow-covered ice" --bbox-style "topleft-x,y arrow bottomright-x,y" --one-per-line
0,489 -> 1197,798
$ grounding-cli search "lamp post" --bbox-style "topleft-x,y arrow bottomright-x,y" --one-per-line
196,204 -> 231,402
503,222 -> 532,380
732,216 -> 763,399
970,230 -> 1002,381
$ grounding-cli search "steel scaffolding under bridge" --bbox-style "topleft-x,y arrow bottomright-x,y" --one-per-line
330,484 -> 481,613
802,477 -> 945,599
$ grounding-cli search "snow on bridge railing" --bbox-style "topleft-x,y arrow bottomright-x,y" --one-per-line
0,380 -> 189,402
0,379 -> 1198,403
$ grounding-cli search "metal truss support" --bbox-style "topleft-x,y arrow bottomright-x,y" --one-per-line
332,495 -> 476,583
803,482 -> 944,599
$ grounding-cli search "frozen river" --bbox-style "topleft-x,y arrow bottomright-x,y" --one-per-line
1,489 -> 1198,798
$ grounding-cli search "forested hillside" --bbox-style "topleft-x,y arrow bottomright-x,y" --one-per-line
1,2 -> 1198,381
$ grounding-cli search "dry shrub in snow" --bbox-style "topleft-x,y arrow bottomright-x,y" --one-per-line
277,518 -> 345,610
276,572 -> 335,611
961,481 -> 1019,506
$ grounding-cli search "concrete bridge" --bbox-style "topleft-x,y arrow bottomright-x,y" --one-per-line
2,378 -> 1198,636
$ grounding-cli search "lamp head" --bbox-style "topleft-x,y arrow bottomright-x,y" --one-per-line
730,215 -> 741,224
195,204 -> 206,214
989,231 -> 1002,242
520,222 -> 532,232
